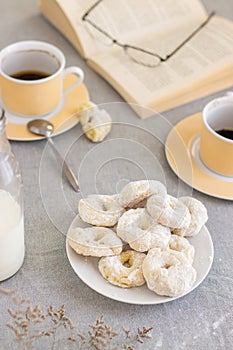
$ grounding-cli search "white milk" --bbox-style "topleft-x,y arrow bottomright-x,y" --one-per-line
0,189 -> 24,281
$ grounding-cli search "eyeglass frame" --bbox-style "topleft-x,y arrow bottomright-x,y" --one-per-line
82,0 -> 215,67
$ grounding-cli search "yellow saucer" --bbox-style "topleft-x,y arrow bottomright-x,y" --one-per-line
5,74 -> 89,141
165,113 -> 233,200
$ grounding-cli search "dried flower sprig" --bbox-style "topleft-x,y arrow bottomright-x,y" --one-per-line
122,327 -> 132,339
0,287 -> 18,295
1,288 -> 154,349
88,315 -> 119,349
6,293 -> 47,349
136,327 -> 153,343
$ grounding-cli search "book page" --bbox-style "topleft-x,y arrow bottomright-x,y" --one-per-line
88,16 -> 233,108
152,66 -> 233,113
56,0 -> 207,57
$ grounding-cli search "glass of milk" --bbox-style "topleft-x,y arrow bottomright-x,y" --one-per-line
0,109 -> 24,281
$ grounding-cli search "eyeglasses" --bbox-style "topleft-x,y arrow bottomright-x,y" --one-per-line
82,0 -> 215,68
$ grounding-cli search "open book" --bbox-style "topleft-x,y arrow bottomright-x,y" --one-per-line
40,0 -> 233,117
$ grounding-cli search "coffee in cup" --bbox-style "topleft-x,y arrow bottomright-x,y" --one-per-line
11,70 -> 50,81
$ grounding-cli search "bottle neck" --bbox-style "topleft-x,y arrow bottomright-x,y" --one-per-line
0,109 -> 11,154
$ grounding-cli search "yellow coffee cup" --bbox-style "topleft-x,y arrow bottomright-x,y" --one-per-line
0,41 -> 84,116
200,96 -> 233,176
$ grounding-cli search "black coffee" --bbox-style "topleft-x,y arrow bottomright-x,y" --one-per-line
11,70 -> 49,81
216,129 -> 233,141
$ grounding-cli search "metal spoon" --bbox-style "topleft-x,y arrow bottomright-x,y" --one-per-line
27,119 -> 79,192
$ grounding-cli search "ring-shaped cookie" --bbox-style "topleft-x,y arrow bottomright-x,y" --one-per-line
119,180 -> 167,208
68,226 -> 123,257
117,208 -> 156,244
98,250 -> 146,288
79,194 -> 124,227
147,194 -> 191,229
130,223 -> 171,252
142,248 -> 196,297
169,234 -> 195,263
173,197 -> 208,237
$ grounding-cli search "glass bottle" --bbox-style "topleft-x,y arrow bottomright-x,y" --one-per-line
0,108 -> 24,281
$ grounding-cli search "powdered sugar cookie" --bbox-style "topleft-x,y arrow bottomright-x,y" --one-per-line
173,197 -> 208,237
98,250 -> 146,288
68,226 -> 123,257
169,235 -> 195,263
147,194 -> 191,229
116,208 -> 156,244
142,248 -> 196,297
130,223 -> 171,252
79,105 -> 111,142
79,194 -> 124,227
119,180 -> 166,209
77,101 -> 96,119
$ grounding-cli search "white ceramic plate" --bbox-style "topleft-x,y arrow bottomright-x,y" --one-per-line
66,215 -> 214,305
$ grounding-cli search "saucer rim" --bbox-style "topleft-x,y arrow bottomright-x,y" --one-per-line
165,113 -> 233,200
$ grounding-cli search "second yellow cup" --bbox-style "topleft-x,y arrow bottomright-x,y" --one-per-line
200,96 -> 233,177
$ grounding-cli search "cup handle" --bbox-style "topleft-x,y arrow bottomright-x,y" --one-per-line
63,67 -> 84,94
